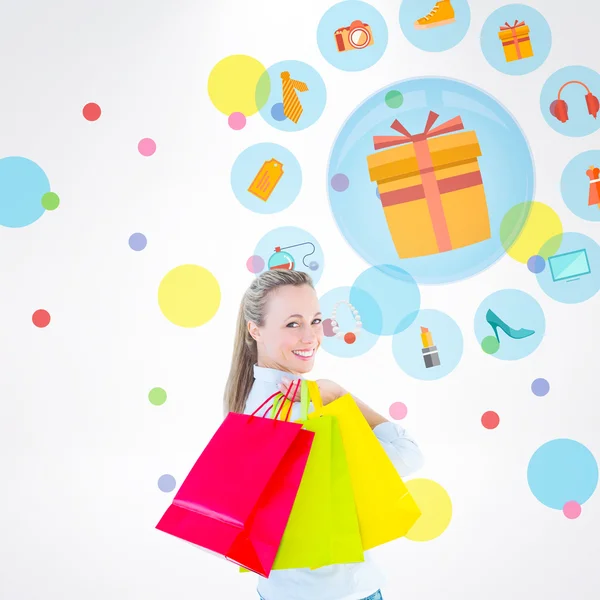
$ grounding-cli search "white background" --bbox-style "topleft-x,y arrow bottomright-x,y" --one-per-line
1,0 -> 598,598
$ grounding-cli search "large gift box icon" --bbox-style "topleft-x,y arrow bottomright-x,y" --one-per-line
366,111 -> 491,259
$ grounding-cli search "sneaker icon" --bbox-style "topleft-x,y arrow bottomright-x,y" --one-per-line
414,0 -> 456,30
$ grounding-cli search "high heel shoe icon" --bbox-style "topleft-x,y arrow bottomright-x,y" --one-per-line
486,309 -> 535,342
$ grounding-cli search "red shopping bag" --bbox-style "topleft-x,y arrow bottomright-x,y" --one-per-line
156,379 -> 313,577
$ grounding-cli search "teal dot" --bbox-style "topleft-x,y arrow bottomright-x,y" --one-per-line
385,90 -> 404,109
481,336 -> 500,354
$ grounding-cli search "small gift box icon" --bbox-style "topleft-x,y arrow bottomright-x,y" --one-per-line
498,20 -> 534,62
366,111 -> 491,259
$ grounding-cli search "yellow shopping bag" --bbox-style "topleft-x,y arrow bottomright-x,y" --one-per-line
305,380 -> 421,550
241,382 -> 364,572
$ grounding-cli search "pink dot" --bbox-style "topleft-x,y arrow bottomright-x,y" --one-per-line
563,501 -> 581,519
138,138 -> 156,156
228,112 -> 246,130
389,402 -> 408,420
246,255 -> 264,274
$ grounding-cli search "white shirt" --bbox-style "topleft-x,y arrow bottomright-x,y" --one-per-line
243,366 -> 425,600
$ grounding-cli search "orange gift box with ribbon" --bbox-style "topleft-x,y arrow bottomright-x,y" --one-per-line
498,20 -> 533,62
366,111 -> 491,259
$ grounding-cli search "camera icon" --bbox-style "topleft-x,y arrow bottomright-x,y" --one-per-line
334,20 -> 374,52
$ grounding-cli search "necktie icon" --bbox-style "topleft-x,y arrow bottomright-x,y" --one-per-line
280,71 -> 309,124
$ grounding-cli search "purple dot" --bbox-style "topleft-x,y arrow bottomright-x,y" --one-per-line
158,474 -> 176,493
323,318 -> 335,337
331,173 -> 349,192
531,378 -> 550,397
129,232 -> 147,251
246,254 -> 265,274
271,102 -> 286,121
527,255 -> 546,274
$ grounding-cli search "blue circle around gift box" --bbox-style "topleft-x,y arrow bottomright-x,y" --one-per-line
540,66 -> 600,137
480,4 -> 552,76
392,309 -> 463,381
535,232 -> 600,304
561,150 -> 600,222
317,1 -> 388,72
319,286 -> 380,358
231,143 -> 302,214
327,77 -> 535,284
474,289 -> 545,361
253,226 -> 324,286
256,60 -> 327,132
399,0 -> 471,53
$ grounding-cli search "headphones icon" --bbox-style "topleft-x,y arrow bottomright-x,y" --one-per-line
550,80 -> 600,123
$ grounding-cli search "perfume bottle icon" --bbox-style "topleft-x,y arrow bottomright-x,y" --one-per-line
268,242 -> 319,271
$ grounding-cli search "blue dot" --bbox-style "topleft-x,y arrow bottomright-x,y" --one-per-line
527,439 -> 598,510
129,232 -> 147,251
308,261 -> 319,271
158,474 -> 176,493
0,157 -> 50,228
527,255 -> 546,274
531,378 -> 550,396
271,103 -> 286,122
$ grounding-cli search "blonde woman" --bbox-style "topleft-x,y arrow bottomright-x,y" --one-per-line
224,269 -> 424,600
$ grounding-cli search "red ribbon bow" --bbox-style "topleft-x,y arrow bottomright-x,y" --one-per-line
372,111 -> 464,151
500,20 -> 525,30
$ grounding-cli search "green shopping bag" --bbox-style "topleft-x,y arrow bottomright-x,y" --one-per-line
241,380 -> 364,572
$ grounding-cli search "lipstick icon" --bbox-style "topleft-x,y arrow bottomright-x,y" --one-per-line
421,327 -> 441,368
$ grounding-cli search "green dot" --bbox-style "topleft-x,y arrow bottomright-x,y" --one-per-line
148,387 -> 167,406
385,90 -> 404,109
481,336 -> 500,355
41,192 -> 60,211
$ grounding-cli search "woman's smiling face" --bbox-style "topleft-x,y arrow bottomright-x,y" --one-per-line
249,283 -> 323,375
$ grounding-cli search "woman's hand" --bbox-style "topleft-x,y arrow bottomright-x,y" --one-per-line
278,377 -> 347,406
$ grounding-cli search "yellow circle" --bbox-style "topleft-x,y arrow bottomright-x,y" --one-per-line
207,55 -> 268,117
500,202 -> 563,263
158,265 -> 221,328
405,478 -> 452,542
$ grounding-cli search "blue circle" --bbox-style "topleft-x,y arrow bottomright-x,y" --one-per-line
319,286 -> 380,358
480,5 -> 551,76
350,265 -> 420,336
400,0 -> 470,52
535,232 -> 600,304
254,226 -> 324,286
392,309 -> 463,380
531,378 -> 550,397
327,77 -> 534,284
158,474 -> 176,493
527,439 -> 598,510
561,150 -> 600,222
0,157 -> 50,228
256,60 -> 327,132
540,66 -> 600,137
474,289 -> 545,361
129,233 -> 147,251
317,1 -> 388,72
527,254 -> 545,273
231,143 -> 302,214
271,103 -> 286,121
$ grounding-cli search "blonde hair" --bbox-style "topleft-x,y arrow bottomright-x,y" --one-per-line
223,270 -> 314,415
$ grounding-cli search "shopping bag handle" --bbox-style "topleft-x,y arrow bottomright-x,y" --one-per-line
270,378 -> 301,422
306,380 -> 324,413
